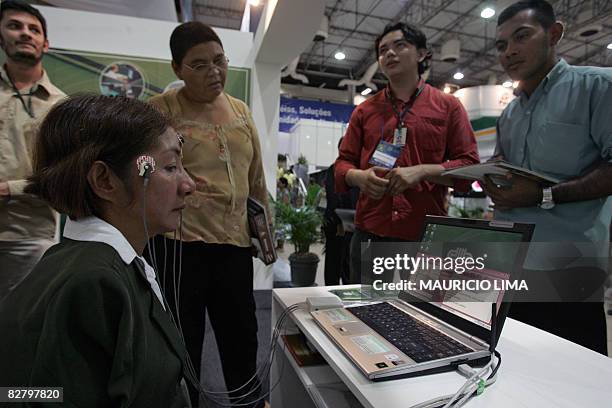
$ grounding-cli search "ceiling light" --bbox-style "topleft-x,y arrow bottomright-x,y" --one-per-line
248,0 -> 262,6
502,81 -> 513,88
361,87 -> 372,96
607,43 -> 612,50
334,51 -> 346,60
453,72 -> 464,80
512,81 -> 519,88
480,7 -> 495,19
443,86 -> 451,93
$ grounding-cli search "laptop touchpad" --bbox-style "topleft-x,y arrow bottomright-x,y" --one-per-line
334,321 -> 371,336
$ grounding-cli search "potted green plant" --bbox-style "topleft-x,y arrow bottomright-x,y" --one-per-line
276,184 -> 323,286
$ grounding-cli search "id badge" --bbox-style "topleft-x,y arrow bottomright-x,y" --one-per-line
369,140 -> 401,169
393,127 -> 407,146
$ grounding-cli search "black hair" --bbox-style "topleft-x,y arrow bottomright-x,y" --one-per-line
0,0 -> 47,38
375,22 -> 432,75
170,22 -> 223,65
26,95 -> 170,219
279,177 -> 289,187
497,0 -> 556,29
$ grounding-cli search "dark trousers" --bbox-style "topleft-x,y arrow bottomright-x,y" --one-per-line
509,302 -> 607,355
323,225 -> 352,285
148,236 -> 260,407
349,229 -> 409,284
509,267 -> 608,355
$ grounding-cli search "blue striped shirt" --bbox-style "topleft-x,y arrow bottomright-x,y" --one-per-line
494,59 -> 612,270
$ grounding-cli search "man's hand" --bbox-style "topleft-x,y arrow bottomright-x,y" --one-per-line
482,174 -> 542,210
0,181 -> 10,203
384,165 -> 426,196
346,167 -> 389,200
385,164 -> 449,195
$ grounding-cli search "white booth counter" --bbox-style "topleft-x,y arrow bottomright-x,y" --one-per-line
271,285 -> 612,408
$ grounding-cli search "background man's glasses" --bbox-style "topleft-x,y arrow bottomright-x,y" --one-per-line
183,56 -> 229,73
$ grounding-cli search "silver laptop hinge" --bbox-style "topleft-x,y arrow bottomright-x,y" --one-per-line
468,335 -> 488,348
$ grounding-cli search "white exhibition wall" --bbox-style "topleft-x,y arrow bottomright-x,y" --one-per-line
285,119 -> 346,168
247,0 -> 326,197
38,6 -> 253,67
249,62 -> 281,199
40,0 -> 178,22
454,85 -> 516,162
454,85 -> 516,120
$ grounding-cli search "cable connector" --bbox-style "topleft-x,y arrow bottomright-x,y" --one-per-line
306,296 -> 343,311
457,364 -> 477,378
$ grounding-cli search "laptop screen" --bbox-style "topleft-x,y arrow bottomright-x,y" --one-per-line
399,217 -> 533,337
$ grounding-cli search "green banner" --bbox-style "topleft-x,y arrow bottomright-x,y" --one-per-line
1,48 -> 250,104
470,116 -> 497,132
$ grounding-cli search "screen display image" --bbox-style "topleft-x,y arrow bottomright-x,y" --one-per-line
409,223 -> 525,329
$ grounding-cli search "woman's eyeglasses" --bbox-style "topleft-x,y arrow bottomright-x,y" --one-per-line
183,56 -> 229,73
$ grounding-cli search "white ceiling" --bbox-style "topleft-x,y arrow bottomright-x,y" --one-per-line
35,0 -> 179,21
193,0 -> 612,91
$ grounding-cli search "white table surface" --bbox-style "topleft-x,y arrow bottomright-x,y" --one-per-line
272,285 -> 612,408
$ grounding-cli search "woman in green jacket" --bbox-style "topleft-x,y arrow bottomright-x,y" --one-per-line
0,95 -> 196,407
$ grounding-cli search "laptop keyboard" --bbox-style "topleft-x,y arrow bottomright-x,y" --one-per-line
348,302 -> 473,363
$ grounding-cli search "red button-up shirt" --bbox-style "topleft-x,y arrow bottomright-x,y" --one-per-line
335,82 -> 479,240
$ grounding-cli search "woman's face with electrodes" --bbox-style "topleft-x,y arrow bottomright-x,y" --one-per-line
131,128 -> 195,235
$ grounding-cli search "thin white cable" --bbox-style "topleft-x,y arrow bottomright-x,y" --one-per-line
162,236 -> 167,294
408,354 -> 498,408
441,354 -> 493,408
199,303 -> 304,398
195,303 -> 306,406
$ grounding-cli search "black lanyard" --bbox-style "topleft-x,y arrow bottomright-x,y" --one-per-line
6,73 -> 37,119
387,83 -> 425,131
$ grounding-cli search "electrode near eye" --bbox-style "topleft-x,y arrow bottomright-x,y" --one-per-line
137,155 -> 156,179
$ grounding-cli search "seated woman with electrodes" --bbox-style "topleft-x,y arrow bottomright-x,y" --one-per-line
0,95 -> 197,407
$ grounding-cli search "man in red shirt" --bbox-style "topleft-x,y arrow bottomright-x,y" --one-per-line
335,22 -> 479,283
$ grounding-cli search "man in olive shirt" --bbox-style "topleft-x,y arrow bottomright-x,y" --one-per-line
484,0 -> 611,354
0,1 -> 65,299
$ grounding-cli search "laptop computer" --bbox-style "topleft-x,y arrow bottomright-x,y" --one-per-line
311,216 -> 534,381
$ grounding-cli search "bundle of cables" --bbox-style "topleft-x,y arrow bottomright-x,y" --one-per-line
409,350 -> 501,408
183,301 -> 307,407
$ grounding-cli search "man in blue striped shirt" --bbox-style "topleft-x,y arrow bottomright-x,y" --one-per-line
484,0 -> 611,354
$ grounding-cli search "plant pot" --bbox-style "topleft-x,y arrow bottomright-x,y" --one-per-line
289,252 -> 319,287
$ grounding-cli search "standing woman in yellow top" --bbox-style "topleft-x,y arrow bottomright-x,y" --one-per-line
148,22 -> 269,408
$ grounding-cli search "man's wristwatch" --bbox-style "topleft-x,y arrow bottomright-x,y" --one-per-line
540,187 -> 555,210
